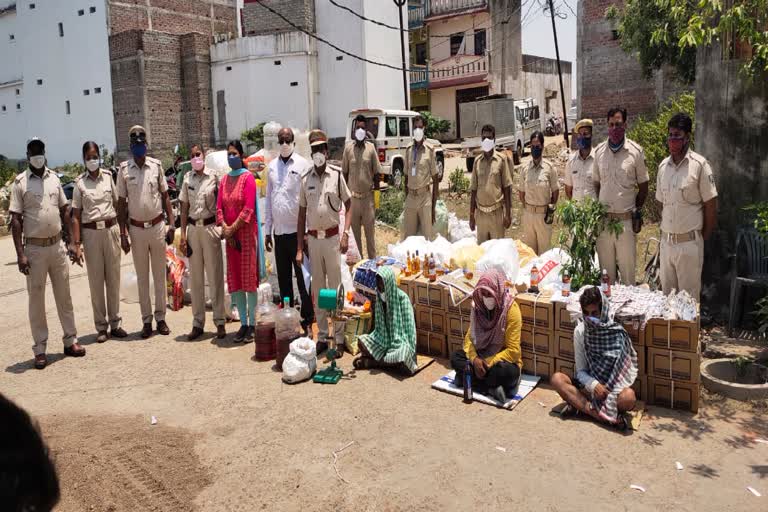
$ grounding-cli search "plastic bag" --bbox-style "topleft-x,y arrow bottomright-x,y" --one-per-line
433,200 -> 449,239
450,243 -> 485,272
282,337 -> 317,383
341,255 -> 354,294
430,235 -> 453,266
121,271 -> 154,304
388,236 -> 427,264
204,150 -> 230,177
476,239 -> 520,282
448,212 -> 475,242
516,248 -> 571,290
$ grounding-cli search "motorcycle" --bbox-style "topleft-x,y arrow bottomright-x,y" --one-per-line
545,115 -> 563,136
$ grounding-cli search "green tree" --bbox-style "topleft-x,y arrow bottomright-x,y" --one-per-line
241,122 -> 267,148
607,0 -> 768,81
420,111 -> 451,139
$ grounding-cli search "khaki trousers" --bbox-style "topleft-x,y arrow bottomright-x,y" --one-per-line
82,224 -> 122,332
129,223 -> 167,324
660,234 -> 703,301
403,189 -> 433,241
187,224 -> 226,328
521,210 -> 553,255
350,195 -> 376,259
24,243 -> 77,356
476,207 -> 505,244
308,234 -> 342,344
596,219 -> 635,284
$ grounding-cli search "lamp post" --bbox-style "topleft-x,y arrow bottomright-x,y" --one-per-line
394,0 -> 409,110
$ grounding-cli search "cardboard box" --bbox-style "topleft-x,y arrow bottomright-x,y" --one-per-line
516,293 -> 555,331
520,324 -> 554,356
446,313 -> 471,339
398,274 -> 417,305
636,342 -> 646,376
646,377 -> 700,413
414,277 -> 447,310
521,353 -> 554,379
414,306 -> 448,336
448,338 -> 464,358
416,329 -> 447,357
554,300 -> 576,333
645,318 -> 700,353
631,376 -> 647,401
618,316 -> 645,346
443,286 -> 473,316
554,330 -> 575,362
646,347 -> 700,384
554,358 -> 574,380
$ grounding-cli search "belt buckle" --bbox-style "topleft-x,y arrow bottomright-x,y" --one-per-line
143,221 -> 153,229
96,220 -> 106,229
317,230 -> 326,240
196,219 -> 205,227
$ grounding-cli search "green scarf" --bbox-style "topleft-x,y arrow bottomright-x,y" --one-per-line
228,167 -> 247,177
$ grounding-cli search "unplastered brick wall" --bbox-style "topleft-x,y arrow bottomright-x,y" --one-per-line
242,0 -> 315,35
108,0 -> 237,37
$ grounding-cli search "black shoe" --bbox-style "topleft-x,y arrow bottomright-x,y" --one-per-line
110,327 -> 128,338
216,325 -> 226,339
187,327 -> 204,341
233,325 -> 248,343
157,321 -> 170,336
242,326 -> 254,344
141,323 -> 153,339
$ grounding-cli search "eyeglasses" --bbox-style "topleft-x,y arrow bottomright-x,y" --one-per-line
191,151 -> 203,158
278,138 -> 293,144
130,133 -> 147,143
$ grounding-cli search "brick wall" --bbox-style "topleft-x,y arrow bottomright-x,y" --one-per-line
242,0 -> 315,36
108,0 -> 237,36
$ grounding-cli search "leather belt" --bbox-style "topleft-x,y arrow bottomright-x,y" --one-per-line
663,230 -> 698,244
477,201 -> 503,214
82,218 -> 117,230
407,184 -> 431,196
350,190 -> 371,200
129,214 -> 164,229
524,203 -> 548,214
25,233 -> 62,247
308,225 -> 339,240
187,216 -> 216,227
607,211 -> 633,221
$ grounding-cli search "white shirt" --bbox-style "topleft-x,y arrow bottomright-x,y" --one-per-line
264,153 -> 310,236
573,322 -> 599,396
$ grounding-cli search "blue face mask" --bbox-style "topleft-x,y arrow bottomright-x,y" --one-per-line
585,315 -> 601,325
531,146 -> 543,159
577,136 -> 592,150
131,143 -> 147,159
228,155 -> 243,170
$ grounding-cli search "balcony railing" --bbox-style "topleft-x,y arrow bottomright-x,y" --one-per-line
408,5 -> 425,29
426,0 -> 488,18
429,55 -> 488,87
410,65 -> 429,90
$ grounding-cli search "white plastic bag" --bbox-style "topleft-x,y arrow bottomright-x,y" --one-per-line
476,239 -> 520,283
430,235 -> 453,266
340,255 -> 354,294
516,248 -> 571,291
448,212 -> 475,242
388,236 -> 427,264
121,271 -> 154,304
282,337 -> 317,383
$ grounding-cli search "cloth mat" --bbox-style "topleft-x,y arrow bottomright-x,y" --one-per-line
432,371 -> 541,410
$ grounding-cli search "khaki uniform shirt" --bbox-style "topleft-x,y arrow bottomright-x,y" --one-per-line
116,156 -> 168,221
656,150 -> 718,234
404,141 -> 438,191
72,169 -> 118,224
520,159 -> 558,206
9,168 -> 67,239
180,168 -> 218,220
593,139 -> 649,213
341,141 -> 381,196
470,151 -> 512,209
564,151 -> 597,201
300,166 -> 351,232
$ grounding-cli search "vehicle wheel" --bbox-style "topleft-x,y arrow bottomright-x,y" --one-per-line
514,142 -> 522,165
436,156 -> 445,182
391,161 -> 404,190
466,156 -> 475,174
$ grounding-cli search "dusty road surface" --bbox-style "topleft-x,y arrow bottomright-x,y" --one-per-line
0,235 -> 765,512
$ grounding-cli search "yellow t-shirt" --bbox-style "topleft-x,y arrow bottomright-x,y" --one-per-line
463,301 -> 523,367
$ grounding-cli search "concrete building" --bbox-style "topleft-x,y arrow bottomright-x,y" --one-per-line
211,0 -> 408,144
0,0 -> 237,166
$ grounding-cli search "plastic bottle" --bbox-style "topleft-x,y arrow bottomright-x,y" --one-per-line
529,264 -> 540,293
405,251 -> 412,276
601,269 -> 611,298
414,250 -> 421,273
561,270 -> 571,297
275,297 -> 301,370
428,256 -> 436,282
463,359 -> 473,403
254,290 -> 277,361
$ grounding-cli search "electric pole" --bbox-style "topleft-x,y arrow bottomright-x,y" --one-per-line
394,0 -> 409,110
547,0 -> 569,146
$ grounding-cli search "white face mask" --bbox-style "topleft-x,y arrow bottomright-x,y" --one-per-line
483,297 -> 496,311
313,152 -> 326,168
85,159 -> 100,172
413,128 -> 425,142
280,142 -> 293,158
355,128 -> 366,142
481,138 -> 495,153
29,155 -> 46,169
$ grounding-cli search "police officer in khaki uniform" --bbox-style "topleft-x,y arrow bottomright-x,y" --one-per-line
403,115 -> 439,240
179,143 -> 227,341
117,125 -> 176,339
9,138 -> 86,369
656,113 -> 718,301
71,141 -> 128,344
296,130 -> 353,351
342,114 -> 381,259
519,131 -> 559,255
564,119 -> 597,201
594,107 -> 649,284
469,124 -> 513,243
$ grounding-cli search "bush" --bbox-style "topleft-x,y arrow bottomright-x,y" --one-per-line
420,111 -> 451,139
376,188 -> 405,227
241,122 -> 266,148
448,167 -> 470,195
627,92 -> 695,223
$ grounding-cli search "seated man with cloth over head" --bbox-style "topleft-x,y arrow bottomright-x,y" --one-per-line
551,286 -> 638,430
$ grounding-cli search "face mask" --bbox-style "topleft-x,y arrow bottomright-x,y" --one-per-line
608,125 -> 626,145
668,137 -> 686,154
313,152 -> 326,168
131,143 -> 147,159
191,156 -> 205,171
280,142 -> 293,158
85,159 -> 100,172
413,128 -> 425,142
577,136 -> 592,150
227,155 -> 243,170
482,297 -> 496,311
585,315 -> 601,326
481,138 -> 495,153
355,128 -> 366,142
531,146 -> 543,159
29,155 -> 46,169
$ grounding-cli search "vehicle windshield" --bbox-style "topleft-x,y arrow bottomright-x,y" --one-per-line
350,116 -> 380,139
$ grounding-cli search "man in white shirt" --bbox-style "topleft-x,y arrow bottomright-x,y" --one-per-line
264,128 -> 313,329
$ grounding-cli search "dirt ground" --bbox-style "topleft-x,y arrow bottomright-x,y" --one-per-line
0,234 -> 766,512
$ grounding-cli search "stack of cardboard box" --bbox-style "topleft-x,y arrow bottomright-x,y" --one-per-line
516,293 -> 556,379
399,273 -> 450,358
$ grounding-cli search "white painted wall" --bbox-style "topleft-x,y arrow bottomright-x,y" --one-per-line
0,0 -> 116,166
361,0 -> 409,113
428,11 -> 490,64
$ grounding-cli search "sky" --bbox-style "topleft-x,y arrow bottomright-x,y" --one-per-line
521,0 -> 578,98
